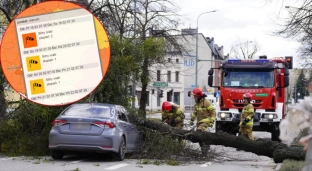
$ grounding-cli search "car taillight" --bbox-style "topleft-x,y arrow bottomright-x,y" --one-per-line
92,121 -> 115,128
52,119 -> 67,126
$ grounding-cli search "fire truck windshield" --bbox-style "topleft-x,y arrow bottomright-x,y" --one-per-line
221,69 -> 274,88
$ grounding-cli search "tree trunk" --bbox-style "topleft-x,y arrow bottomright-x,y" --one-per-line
0,85 -> 5,119
138,58 -> 149,118
0,68 -> 7,119
133,117 -> 306,163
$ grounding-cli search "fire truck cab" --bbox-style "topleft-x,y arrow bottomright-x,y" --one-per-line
208,56 -> 293,141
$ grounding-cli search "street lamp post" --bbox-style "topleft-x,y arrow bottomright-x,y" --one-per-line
229,41 -> 253,59
195,10 -> 217,88
131,0 -> 137,108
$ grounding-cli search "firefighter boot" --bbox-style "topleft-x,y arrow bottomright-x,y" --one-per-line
236,132 -> 242,151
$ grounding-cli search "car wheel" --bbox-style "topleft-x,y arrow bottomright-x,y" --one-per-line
51,150 -> 64,160
114,137 -> 126,161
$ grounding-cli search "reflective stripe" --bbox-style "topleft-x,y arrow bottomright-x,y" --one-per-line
245,122 -> 253,126
197,108 -> 207,111
207,105 -> 214,111
198,117 -> 216,123
199,118 -> 211,123
197,105 -> 214,111
243,108 -> 254,113
246,116 -> 251,120
167,113 -> 174,116
176,108 -> 182,114
239,121 -> 254,126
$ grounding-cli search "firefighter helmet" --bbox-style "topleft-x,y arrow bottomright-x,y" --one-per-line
243,93 -> 252,100
162,101 -> 172,111
192,88 -> 203,98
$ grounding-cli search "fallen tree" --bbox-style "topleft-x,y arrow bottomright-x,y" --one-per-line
133,117 -> 306,163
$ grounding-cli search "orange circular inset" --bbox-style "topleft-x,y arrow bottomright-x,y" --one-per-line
0,1 -> 111,106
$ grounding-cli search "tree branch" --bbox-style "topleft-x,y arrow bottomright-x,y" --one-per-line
0,6 -> 12,23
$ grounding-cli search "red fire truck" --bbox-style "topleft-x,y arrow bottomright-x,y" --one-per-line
208,56 -> 293,141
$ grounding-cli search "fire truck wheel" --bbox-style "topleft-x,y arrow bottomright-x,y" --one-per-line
215,122 -> 238,135
271,127 -> 281,142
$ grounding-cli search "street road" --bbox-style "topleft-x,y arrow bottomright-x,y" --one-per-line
0,155 -> 277,171
0,112 -> 278,171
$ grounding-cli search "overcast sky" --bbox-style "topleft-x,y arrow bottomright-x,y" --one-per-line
173,0 -> 303,68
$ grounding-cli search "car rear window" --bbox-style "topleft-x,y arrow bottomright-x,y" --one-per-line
62,105 -> 115,118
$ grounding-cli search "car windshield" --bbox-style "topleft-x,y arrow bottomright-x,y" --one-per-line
222,69 -> 274,88
62,105 -> 114,118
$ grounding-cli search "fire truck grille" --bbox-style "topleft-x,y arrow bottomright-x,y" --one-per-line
232,100 -> 262,103
232,100 -> 262,108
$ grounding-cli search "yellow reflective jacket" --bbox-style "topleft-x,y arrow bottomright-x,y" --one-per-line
162,103 -> 184,122
239,103 -> 254,126
191,98 -> 216,124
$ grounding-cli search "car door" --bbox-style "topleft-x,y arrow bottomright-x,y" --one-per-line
116,107 -> 134,150
122,107 -> 140,151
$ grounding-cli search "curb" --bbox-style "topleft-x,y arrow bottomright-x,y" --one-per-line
275,163 -> 282,171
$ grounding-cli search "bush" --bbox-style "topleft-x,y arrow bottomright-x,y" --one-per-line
0,100 -> 66,156
279,159 -> 304,171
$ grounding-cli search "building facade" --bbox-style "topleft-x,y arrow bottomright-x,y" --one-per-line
134,29 -> 225,111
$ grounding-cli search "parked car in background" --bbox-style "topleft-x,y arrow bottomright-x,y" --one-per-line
49,103 -> 141,161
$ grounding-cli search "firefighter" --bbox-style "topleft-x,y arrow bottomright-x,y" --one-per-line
189,88 -> 216,155
239,93 -> 255,140
161,101 -> 185,129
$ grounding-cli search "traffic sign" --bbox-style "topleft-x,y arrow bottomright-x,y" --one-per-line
153,82 -> 168,87
216,91 -> 220,98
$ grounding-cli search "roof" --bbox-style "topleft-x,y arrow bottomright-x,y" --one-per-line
204,36 -> 224,59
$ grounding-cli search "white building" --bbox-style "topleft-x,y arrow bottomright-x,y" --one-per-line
134,28 -> 226,111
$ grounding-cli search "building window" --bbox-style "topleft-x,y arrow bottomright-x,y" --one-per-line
168,58 -> 171,62
157,70 -> 160,81
175,71 -> 179,82
157,91 -> 161,107
174,92 -> 180,105
176,58 -> 179,63
146,92 -> 150,106
167,71 -> 171,82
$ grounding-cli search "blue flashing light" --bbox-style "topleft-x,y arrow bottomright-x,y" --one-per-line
255,59 -> 269,63
227,59 -> 270,63
227,59 -> 241,63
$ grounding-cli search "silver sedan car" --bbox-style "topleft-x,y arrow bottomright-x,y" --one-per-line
49,103 -> 141,161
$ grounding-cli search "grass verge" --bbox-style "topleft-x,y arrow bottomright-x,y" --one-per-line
279,159 -> 304,171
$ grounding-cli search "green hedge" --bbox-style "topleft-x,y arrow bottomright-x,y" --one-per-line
0,101 -> 66,156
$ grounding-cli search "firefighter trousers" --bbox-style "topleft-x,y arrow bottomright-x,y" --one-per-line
197,122 -> 210,155
239,125 -> 254,140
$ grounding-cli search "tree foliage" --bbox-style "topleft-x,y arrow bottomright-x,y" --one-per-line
0,100 -> 66,156
293,70 -> 309,103
275,0 -> 312,67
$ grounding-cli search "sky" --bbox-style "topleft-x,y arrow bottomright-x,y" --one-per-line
173,0 -> 303,68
